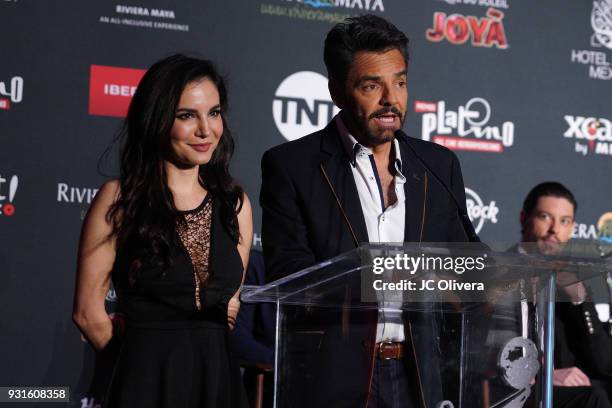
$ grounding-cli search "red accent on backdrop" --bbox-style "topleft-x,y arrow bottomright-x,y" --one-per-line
88,65 -> 146,118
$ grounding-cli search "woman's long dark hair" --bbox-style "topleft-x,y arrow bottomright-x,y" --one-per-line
107,54 -> 243,276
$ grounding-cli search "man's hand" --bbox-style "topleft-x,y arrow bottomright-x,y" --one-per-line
556,272 -> 587,304
553,367 -> 591,387
227,295 -> 240,330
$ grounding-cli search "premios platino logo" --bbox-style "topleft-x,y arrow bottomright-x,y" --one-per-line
414,97 -> 515,153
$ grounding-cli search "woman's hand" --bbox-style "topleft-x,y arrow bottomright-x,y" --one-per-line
227,295 -> 240,330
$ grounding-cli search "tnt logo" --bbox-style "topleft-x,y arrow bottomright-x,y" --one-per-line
0,174 -> 18,217
272,71 -> 339,141
465,187 -> 499,233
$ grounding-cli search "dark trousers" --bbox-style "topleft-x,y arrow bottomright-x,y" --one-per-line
553,386 -> 612,408
368,358 -> 417,408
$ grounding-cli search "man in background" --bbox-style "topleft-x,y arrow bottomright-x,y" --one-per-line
518,182 -> 612,408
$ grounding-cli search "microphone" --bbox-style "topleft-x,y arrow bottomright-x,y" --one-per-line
402,138 -> 481,243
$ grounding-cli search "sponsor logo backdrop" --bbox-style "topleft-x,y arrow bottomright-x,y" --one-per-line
0,0 -> 610,405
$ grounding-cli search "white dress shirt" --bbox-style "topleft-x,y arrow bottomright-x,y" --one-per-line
336,116 -> 407,342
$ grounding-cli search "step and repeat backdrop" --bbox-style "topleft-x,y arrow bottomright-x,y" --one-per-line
1,0 -> 610,406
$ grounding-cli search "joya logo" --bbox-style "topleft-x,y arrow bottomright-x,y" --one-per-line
426,8 -> 508,49
0,76 -> 24,110
416,97 -> 514,153
272,71 -> 339,141
0,174 -> 18,216
465,187 -> 499,234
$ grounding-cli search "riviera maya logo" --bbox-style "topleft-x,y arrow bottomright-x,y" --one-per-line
592,0 -> 612,49
260,0 -> 385,23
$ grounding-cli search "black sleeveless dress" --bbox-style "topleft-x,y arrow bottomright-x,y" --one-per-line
104,195 -> 247,407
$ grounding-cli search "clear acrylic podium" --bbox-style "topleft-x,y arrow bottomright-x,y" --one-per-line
242,243 -> 611,408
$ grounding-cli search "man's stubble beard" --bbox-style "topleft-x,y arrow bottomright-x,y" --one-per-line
345,108 -> 406,147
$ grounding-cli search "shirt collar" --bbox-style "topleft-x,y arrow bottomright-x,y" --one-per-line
335,114 -> 405,180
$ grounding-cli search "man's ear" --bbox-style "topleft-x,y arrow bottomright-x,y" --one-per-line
328,79 -> 344,109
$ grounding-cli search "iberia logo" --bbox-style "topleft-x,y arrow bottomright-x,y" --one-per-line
89,65 -> 146,118
414,97 -> 515,153
0,174 -> 18,217
426,7 -> 509,49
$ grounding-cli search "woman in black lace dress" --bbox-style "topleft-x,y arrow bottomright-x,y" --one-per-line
73,54 -> 252,407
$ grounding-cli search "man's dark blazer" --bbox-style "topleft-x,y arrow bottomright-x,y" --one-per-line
260,117 -> 472,407
555,296 -> 612,401
507,245 -> 612,405
261,118 -> 470,282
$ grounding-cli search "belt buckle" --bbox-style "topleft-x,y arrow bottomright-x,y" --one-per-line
379,340 -> 395,360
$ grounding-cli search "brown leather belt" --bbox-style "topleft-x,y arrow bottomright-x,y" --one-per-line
375,341 -> 405,360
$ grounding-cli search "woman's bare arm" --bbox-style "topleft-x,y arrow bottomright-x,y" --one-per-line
72,180 -> 120,351
227,193 -> 253,329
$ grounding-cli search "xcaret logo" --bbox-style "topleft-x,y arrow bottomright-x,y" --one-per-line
0,174 -> 18,217
569,1 -> 612,81
272,71 -> 339,141
0,76 -> 23,110
563,115 -> 612,156
465,187 -> 499,234
426,7 -> 508,49
89,65 -> 146,118
415,97 -> 514,153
